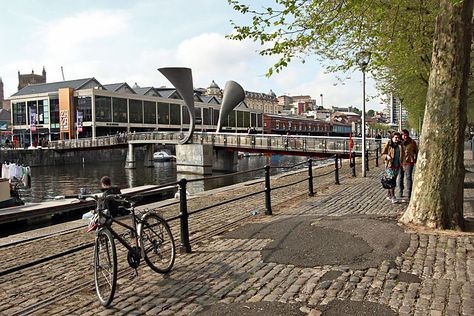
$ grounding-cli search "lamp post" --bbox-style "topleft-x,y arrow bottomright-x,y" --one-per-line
320,93 -> 323,108
398,96 -> 404,132
356,50 -> 371,177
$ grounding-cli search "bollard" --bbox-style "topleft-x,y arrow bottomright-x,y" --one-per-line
351,152 -> 356,177
375,147 -> 379,167
178,178 -> 191,253
365,149 -> 370,172
335,154 -> 340,185
472,137 -> 474,160
308,159 -> 314,196
264,165 -> 272,215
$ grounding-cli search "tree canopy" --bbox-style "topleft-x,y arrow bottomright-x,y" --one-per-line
227,0 -> 473,127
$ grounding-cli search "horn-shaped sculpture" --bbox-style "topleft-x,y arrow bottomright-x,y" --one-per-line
158,67 -> 195,144
216,80 -> 245,132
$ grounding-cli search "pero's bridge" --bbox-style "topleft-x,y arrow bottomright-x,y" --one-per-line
47,131 -> 381,174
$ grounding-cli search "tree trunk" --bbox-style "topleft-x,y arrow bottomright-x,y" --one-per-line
400,0 -> 473,230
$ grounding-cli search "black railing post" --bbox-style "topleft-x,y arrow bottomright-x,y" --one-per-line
264,165 -> 272,215
335,154 -> 340,185
375,147 -> 379,167
178,178 -> 191,253
365,149 -> 370,172
351,152 -> 356,177
308,159 -> 314,196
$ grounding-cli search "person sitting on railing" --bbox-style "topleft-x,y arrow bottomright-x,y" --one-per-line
100,176 -> 127,217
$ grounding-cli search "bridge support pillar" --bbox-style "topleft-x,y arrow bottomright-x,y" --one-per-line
143,144 -> 154,168
213,149 -> 238,172
176,144 -> 213,174
125,143 -> 136,169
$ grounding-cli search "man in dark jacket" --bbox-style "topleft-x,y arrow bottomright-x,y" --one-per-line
100,176 -> 123,217
400,129 -> 418,200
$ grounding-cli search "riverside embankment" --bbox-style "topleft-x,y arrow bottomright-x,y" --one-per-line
0,152 -> 472,316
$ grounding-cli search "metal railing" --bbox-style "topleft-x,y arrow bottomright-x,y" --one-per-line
45,131 -> 383,155
152,149 -> 380,253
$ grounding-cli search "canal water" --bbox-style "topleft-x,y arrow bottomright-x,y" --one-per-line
20,155 -> 325,204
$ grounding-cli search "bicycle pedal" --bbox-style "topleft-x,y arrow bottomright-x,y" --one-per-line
129,269 -> 139,280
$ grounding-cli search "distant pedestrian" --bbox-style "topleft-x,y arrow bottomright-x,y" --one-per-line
381,132 -> 405,204
399,129 -> 418,201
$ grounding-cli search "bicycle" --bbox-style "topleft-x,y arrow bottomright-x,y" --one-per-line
79,192 -> 176,307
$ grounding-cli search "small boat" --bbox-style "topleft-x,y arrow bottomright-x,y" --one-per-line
153,151 -> 176,162
0,178 -> 24,209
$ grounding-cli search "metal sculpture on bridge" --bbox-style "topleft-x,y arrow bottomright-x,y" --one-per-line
158,67 -> 195,144
216,80 -> 245,133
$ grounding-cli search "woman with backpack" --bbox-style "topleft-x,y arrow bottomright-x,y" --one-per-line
381,132 -> 405,204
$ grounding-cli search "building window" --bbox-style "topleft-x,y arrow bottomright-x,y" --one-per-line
182,105 -> 190,124
228,110 -> 236,128
50,98 -> 59,127
143,101 -> 156,124
211,109 -> 218,125
77,96 -> 92,121
202,108 -> 211,125
39,99 -> 49,124
170,103 -> 181,125
129,99 -> 143,124
12,102 -> 26,125
95,96 -> 111,122
158,102 -> 169,124
112,97 -> 127,123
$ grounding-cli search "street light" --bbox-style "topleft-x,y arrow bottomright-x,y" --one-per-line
398,96 -> 404,132
320,93 -> 323,108
356,50 -> 371,177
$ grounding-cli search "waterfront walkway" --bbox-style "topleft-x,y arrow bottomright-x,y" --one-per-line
0,151 -> 473,315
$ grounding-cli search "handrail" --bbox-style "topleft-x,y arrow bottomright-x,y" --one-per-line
160,149 -> 380,253
43,131 -> 382,155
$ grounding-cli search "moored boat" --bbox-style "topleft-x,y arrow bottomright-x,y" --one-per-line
0,179 -> 24,209
153,151 -> 176,162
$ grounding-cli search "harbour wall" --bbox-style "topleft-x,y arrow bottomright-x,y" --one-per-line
0,147 -> 136,167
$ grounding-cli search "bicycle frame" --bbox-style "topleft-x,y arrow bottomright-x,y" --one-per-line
100,209 -> 146,259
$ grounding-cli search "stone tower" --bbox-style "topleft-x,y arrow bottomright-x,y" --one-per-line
18,66 -> 47,90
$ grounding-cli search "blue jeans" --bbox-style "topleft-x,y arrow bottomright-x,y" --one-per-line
399,165 -> 414,198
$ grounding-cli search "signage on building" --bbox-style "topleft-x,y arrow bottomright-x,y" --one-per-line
30,108 -> 37,132
77,111 -> 83,132
60,110 -> 69,131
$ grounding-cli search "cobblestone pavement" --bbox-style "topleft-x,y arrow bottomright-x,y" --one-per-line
0,153 -> 473,315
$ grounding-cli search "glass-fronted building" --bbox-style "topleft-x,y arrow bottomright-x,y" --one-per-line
8,78 -> 263,146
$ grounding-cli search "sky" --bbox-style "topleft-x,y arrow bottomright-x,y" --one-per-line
0,0 -> 385,111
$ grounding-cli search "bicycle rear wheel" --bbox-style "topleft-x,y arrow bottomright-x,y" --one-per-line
94,229 -> 117,307
140,212 -> 175,273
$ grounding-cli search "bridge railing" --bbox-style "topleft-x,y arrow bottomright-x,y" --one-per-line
194,132 -> 380,154
46,131 -> 382,154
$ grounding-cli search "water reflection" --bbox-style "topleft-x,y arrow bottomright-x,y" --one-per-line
20,155 -> 314,203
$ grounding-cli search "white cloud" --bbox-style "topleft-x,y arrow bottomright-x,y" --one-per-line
36,9 -> 131,61
174,33 -> 270,89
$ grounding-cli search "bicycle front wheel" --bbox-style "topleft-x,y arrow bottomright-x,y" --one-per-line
140,212 -> 175,274
94,229 -> 117,307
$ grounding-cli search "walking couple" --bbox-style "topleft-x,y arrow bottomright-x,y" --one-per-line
381,129 -> 418,204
